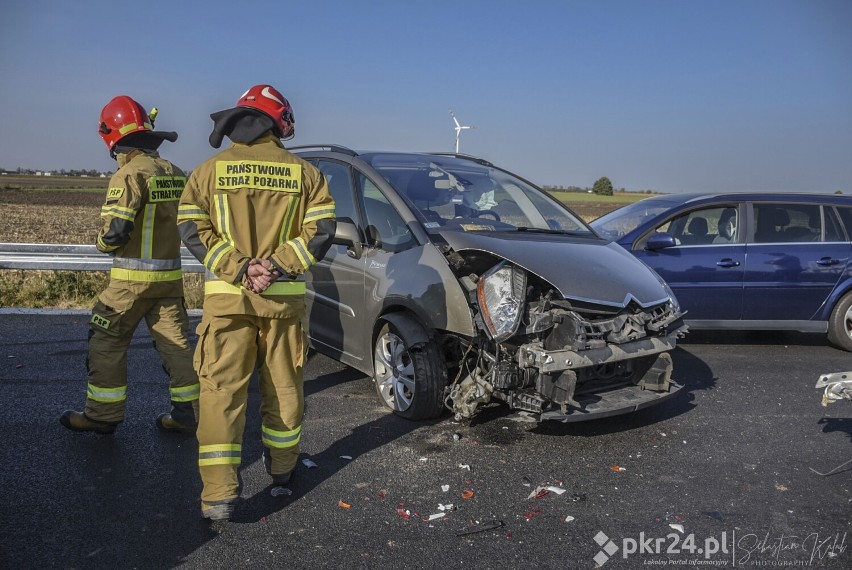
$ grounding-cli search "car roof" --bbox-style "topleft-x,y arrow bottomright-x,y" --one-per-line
289,144 -> 491,162
641,191 -> 852,205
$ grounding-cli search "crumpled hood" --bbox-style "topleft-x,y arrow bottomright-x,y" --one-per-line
439,231 -> 671,308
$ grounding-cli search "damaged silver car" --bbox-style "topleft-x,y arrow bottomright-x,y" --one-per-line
295,146 -> 687,422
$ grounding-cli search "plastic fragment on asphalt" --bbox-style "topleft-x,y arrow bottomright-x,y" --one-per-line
669,524 -> 684,533
522,476 -> 532,487
610,465 -> 626,472
338,500 -> 351,509
452,433 -> 461,441
459,464 -> 471,470
270,486 -> 292,497
427,513 -> 446,521
396,508 -> 411,520
570,493 -> 587,502
439,503 -> 455,511
456,520 -> 504,537
340,455 -> 352,460
461,490 -> 475,499
419,457 -> 428,462
441,485 -> 450,492
564,516 -> 575,523
546,486 -> 566,495
302,458 -> 318,468
527,487 -> 550,500
702,511 -> 724,521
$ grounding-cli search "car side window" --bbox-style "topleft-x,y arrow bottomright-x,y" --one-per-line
829,207 -> 851,242
753,203 -> 820,243
824,207 -> 845,242
316,160 -> 359,225
655,206 -> 738,246
357,173 -> 415,253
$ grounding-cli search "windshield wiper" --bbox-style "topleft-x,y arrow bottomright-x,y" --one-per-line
515,227 -> 589,235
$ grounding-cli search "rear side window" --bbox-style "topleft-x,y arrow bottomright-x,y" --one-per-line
316,160 -> 358,225
824,207 -> 846,242
835,207 -> 852,241
753,203 -> 821,243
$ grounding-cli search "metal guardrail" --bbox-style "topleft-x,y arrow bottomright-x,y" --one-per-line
0,243 -> 204,273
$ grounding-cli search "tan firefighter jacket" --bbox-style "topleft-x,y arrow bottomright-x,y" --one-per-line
177,133 -> 335,318
97,150 -> 187,299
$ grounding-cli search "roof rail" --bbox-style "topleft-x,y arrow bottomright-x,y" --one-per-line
288,144 -> 358,157
428,152 -> 494,168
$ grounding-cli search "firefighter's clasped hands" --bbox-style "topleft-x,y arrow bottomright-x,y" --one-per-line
243,258 -> 279,293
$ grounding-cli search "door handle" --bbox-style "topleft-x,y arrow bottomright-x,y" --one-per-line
816,257 -> 840,266
716,258 -> 740,268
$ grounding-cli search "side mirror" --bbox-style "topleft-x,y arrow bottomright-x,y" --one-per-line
645,232 -> 678,251
332,218 -> 362,259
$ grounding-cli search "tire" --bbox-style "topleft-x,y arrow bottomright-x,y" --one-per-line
827,292 -> 852,351
373,316 -> 446,420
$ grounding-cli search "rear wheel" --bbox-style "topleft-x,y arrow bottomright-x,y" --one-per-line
373,316 -> 446,420
827,292 -> 852,351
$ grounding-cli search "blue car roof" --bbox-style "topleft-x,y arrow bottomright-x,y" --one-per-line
642,192 -> 852,205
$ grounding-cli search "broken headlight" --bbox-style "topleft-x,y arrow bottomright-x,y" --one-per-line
476,262 -> 527,342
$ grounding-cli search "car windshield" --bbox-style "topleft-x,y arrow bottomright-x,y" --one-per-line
590,198 -> 682,239
363,153 -> 593,235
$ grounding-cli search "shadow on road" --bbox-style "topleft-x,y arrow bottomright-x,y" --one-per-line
680,329 -> 831,349
213,363 -> 427,525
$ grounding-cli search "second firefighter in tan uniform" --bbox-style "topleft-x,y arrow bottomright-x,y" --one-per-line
178,84 -> 335,520
60,95 -> 199,434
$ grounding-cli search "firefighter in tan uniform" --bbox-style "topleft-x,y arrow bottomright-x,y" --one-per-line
60,96 -> 199,435
178,85 -> 335,521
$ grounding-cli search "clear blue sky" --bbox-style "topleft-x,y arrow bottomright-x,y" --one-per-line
1,0 -> 850,193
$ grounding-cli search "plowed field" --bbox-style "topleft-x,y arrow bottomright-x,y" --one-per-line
0,189 -> 102,243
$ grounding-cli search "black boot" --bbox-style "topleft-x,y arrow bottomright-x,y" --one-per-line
59,411 -> 116,434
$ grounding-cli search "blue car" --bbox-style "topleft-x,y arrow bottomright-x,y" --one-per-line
591,193 -> 852,351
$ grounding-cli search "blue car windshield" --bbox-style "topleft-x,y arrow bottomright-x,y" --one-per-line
590,198 -> 681,239
363,153 -> 592,235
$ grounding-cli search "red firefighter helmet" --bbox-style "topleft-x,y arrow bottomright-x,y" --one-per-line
236,84 -> 295,139
98,96 -> 155,151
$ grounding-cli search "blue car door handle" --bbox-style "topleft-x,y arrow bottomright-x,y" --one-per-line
816,257 -> 841,266
716,258 -> 740,268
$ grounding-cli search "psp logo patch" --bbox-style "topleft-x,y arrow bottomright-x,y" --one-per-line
593,531 -> 619,567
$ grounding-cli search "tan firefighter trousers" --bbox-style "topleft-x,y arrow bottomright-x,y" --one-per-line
195,313 -> 304,507
85,293 -> 198,424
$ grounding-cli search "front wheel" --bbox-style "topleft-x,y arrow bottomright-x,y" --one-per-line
827,292 -> 852,351
373,316 -> 446,420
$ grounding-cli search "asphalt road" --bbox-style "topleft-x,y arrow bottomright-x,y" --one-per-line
1,312 -> 850,569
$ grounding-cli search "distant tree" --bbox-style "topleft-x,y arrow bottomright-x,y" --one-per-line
592,176 -> 614,196
835,190 -> 844,195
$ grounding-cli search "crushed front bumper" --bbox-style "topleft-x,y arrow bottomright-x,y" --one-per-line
539,381 -> 683,422
517,334 -> 678,374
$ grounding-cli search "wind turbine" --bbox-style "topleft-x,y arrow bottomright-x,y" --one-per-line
449,110 -> 474,153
